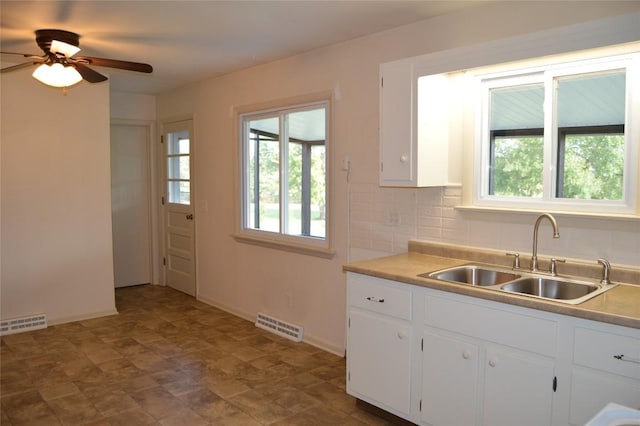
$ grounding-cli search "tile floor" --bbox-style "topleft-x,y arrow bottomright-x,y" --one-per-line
1,285 -> 396,425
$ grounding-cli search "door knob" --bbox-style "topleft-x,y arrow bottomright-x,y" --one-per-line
186,214 -> 194,220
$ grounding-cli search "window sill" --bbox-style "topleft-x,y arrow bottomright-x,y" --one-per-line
455,205 -> 640,221
233,233 -> 336,259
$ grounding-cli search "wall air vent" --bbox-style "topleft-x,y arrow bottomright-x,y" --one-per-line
255,312 -> 303,342
0,314 -> 47,336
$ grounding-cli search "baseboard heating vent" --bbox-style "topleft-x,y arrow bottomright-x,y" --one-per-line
255,312 -> 303,342
0,314 -> 47,336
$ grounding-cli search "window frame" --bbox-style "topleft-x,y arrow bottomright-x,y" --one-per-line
473,52 -> 639,215
235,95 -> 334,257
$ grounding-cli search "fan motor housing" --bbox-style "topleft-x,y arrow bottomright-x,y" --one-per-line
35,29 -> 80,53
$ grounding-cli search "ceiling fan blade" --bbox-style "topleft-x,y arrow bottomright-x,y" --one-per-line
1,61 -> 41,73
75,56 -> 153,73
1,51 -> 35,56
73,63 -> 108,83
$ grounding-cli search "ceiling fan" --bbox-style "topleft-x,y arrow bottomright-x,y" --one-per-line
1,29 -> 153,88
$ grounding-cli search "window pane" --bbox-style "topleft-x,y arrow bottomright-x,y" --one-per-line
247,118 -> 280,233
489,83 -> 544,197
492,136 -> 544,197
286,108 -> 326,238
557,70 -> 625,127
287,142 -> 302,235
310,144 -> 326,238
490,84 -> 544,131
556,70 -> 625,201
559,133 -> 624,200
167,156 -> 190,179
168,181 -> 190,205
168,133 -> 190,155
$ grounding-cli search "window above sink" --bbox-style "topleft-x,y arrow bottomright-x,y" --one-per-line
471,48 -> 639,215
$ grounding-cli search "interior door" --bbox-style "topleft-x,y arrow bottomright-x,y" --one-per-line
111,124 -> 152,287
163,120 -> 196,296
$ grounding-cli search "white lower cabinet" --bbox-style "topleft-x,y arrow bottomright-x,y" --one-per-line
347,273 -> 413,417
421,294 -> 556,426
421,330 -> 478,426
348,310 -> 412,415
346,272 -> 640,426
568,324 -> 640,425
482,344 -> 555,426
422,337 -> 555,426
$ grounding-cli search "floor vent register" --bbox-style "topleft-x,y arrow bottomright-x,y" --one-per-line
255,312 -> 304,342
0,314 -> 47,336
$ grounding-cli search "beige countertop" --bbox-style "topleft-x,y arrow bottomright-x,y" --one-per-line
343,251 -> 640,329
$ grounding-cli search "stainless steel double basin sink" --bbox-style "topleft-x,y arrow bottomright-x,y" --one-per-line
420,264 -> 617,305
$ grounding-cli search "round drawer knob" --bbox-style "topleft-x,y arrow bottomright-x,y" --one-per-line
489,359 -> 497,367
397,331 -> 407,340
462,350 -> 471,360
400,155 -> 408,163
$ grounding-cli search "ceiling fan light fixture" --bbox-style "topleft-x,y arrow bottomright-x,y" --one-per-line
50,39 -> 80,57
32,63 -> 83,88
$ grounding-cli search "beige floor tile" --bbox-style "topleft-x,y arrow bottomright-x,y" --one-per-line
0,285 -> 395,426
45,393 -> 104,425
127,386 -> 190,420
227,389 -> 293,424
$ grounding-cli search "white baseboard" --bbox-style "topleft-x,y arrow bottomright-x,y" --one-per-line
196,294 -> 345,357
47,308 -> 119,326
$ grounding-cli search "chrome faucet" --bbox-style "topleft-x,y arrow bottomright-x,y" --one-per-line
530,213 -> 560,272
597,258 -> 611,284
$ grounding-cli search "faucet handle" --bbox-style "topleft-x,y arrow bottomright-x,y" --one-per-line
506,252 -> 520,269
549,258 -> 565,276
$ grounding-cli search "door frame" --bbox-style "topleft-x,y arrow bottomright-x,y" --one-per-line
159,117 -> 197,294
111,118 -> 162,286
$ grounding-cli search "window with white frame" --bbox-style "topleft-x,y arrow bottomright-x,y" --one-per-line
238,100 -> 330,253
475,52 -> 639,214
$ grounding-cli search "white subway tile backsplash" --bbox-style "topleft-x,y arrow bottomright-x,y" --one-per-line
417,226 -> 442,240
348,184 -> 638,265
443,186 -> 462,197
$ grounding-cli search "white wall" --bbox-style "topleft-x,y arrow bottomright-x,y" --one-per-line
111,92 -> 156,121
1,71 -> 117,325
157,1 -> 640,354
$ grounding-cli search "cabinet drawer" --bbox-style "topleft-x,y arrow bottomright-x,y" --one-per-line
574,327 -> 640,379
348,274 -> 412,321
425,294 -> 557,356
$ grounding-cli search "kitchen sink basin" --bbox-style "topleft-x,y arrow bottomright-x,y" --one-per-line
421,263 -> 617,305
501,277 -> 599,300
421,264 -> 521,286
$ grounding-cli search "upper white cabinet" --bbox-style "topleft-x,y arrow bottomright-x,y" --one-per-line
379,60 -> 452,187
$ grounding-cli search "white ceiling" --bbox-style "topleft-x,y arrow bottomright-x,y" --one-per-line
0,1 -> 484,95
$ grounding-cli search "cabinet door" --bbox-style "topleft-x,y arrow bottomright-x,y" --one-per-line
421,330 -> 478,426
348,309 -> 412,415
483,345 -> 555,426
569,368 -> 640,426
379,60 -> 415,185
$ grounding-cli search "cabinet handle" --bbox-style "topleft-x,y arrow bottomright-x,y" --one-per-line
400,154 -> 408,163
613,354 -> 640,364
397,331 -> 407,340
488,359 -> 497,367
462,350 -> 471,360
366,297 -> 385,303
